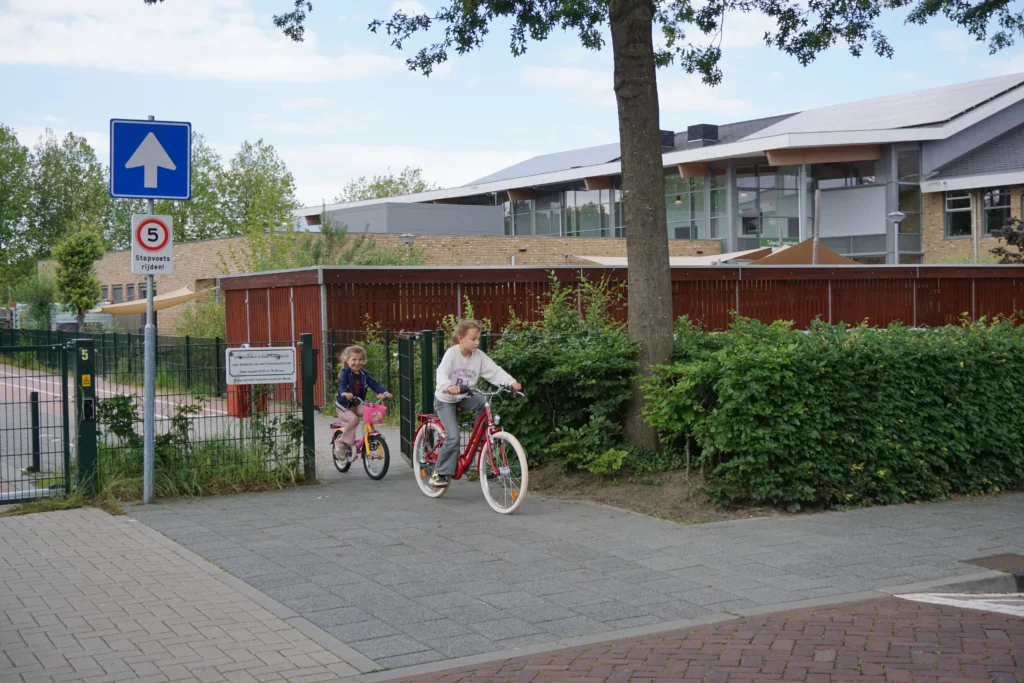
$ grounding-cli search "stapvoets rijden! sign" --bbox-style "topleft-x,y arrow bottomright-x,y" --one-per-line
131,215 -> 174,275
225,347 -> 297,385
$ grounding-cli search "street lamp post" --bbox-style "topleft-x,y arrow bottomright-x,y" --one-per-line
888,211 -> 906,264
399,233 -> 415,260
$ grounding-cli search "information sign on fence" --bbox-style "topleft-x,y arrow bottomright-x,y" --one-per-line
225,347 -> 296,385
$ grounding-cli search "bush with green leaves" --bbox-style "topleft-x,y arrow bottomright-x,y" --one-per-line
487,275 -> 637,469
644,316 -> 1024,510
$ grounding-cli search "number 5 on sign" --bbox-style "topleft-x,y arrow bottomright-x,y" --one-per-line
131,214 -> 174,275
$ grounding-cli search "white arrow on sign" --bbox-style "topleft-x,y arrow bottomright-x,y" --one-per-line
125,132 -> 176,189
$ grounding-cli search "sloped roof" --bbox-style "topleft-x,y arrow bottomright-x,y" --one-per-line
745,73 -> 1024,139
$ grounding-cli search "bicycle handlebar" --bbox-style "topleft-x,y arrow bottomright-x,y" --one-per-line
350,395 -> 391,405
458,384 -> 525,398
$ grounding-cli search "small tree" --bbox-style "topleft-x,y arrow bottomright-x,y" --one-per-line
990,216 -> 1024,264
53,230 -> 105,331
13,273 -> 56,330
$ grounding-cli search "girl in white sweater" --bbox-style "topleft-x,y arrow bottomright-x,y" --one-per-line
431,319 -> 521,487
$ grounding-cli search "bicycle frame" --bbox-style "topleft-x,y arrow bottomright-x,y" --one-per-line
417,399 -> 503,481
332,403 -> 383,454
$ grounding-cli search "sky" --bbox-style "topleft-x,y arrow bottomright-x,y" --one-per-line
2,0 -> 1024,208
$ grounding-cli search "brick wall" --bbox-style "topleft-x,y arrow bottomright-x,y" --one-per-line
41,233 -> 720,333
922,185 -> 1022,264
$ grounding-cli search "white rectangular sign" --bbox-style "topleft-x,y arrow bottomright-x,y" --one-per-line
225,347 -> 297,385
131,214 -> 174,275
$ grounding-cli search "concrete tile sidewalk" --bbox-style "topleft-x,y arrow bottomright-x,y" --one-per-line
128,468 -> 1024,671
384,597 -> 1024,683
0,508 -> 373,683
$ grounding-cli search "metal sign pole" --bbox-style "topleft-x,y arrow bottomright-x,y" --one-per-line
143,114 -> 156,505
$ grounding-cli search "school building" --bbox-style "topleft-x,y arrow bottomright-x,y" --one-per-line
295,72 -> 1024,265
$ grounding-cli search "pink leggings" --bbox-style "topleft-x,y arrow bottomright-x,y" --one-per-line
337,404 -> 364,446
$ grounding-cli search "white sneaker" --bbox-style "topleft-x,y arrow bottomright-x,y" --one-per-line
334,442 -> 350,462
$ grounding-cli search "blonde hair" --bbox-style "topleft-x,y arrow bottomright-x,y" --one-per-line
340,345 -> 366,364
450,319 -> 482,346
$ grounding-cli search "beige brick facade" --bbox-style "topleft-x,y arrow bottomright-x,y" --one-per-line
922,185 -> 1022,264
40,233 -> 720,333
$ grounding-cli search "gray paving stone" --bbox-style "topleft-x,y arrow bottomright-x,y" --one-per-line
346,634 -> 429,659
536,615 -> 609,638
422,634 -> 496,659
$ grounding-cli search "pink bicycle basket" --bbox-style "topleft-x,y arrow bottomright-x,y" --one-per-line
363,403 -> 388,424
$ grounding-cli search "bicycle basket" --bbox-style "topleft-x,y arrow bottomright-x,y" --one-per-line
364,403 -> 388,424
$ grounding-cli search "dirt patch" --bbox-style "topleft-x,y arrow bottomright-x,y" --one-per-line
530,465 -> 782,525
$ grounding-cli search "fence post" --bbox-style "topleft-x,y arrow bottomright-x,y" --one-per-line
299,332 -> 318,481
185,335 -> 191,392
28,391 -> 40,473
384,329 -> 392,391
436,330 -> 444,369
74,339 -> 98,497
480,330 -> 489,353
215,337 -> 223,396
421,330 -> 434,415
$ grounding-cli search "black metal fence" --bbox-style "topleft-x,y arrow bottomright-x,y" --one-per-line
0,329 -> 319,503
0,344 -> 71,504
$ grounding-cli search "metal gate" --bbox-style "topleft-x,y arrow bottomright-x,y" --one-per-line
0,343 -> 71,504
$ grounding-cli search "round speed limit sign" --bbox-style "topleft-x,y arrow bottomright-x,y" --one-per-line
131,214 -> 174,275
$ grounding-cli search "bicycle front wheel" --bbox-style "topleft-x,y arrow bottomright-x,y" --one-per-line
363,435 -> 390,480
479,431 -> 528,514
412,422 -> 447,498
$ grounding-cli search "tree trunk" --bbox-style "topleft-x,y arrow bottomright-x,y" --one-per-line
610,0 -> 673,451
77,308 -> 85,332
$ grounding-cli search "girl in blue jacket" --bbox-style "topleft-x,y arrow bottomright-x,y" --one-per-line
335,345 -> 391,462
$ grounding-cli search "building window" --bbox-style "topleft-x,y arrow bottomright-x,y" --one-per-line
127,285 -> 135,301
139,283 -> 147,299
666,174 -> 705,239
111,285 -> 123,304
709,169 -> 727,239
101,285 -> 108,300
533,192 -> 562,237
983,187 -> 1011,236
945,190 -> 972,238
512,200 -> 532,236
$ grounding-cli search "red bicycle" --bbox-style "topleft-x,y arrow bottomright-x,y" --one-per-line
412,385 -> 528,514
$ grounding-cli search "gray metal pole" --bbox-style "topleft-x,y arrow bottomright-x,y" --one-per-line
812,188 -> 821,265
142,116 -> 156,504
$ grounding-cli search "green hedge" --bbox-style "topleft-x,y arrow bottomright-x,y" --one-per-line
644,316 -> 1024,509
488,277 -> 637,468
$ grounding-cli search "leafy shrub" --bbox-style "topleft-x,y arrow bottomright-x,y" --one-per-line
644,316 -> 1024,509
488,275 -> 637,469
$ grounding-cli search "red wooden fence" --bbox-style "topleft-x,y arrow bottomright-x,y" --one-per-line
220,265 -> 1024,407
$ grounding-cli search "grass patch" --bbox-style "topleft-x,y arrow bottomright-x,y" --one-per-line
98,440 -> 306,500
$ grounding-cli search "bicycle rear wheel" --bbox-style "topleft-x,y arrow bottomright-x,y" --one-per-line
479,431 -> 528,514
412,422 -> 447,498
332,432 -> 352,473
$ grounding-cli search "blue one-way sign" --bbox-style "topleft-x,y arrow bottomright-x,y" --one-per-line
110,119 -> 192,201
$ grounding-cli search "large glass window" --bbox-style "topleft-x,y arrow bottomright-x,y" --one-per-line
533,192 -> 561,236
709,169 -> 727,239
896,148 -> 921,241
945,190 -> 972,238
512,200 -> 532,236
127,285 -> 135,301
815,160 -> 877,189
983,187 -> 1011,236
665,175 -> 705,239
111,285 -> 123,304
575,190 -> 609,238
735,165 -> 800,246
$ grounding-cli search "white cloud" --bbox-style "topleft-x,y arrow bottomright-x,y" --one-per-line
0,0 -> 404,83
935,28 -> 983,53
279,143 -> 538,206
522,66 -> 754,119
14,126 -> 111,160
281,98 -> 332,112
389,1 -> 428,16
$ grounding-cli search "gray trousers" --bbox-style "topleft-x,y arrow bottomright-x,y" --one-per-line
434,394 -> 486,476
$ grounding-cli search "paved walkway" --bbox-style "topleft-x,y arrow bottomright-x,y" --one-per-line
0,508 -> 370,683
385,596 -> 1024,683
128,460 -> 1024,671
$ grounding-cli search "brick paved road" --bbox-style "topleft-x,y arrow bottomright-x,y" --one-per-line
0,508 -> 368,683
390,597 -> 1024,683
